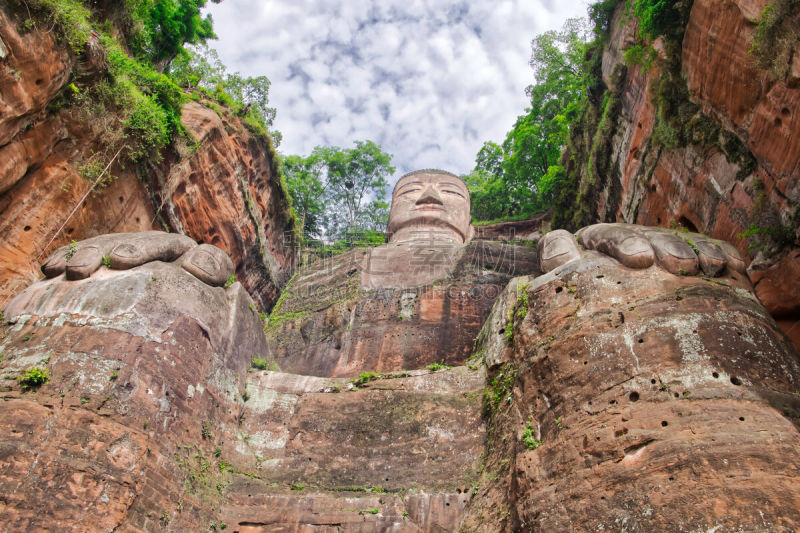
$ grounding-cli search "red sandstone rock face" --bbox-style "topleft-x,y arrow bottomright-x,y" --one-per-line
220,368 -> 484,531
590,0 -> 800,343
0,10 -> 71,147
0,233 -> 481,531
0,247 -> 265,530
472,212 -> 549,242
266,240 -> 539,377
147,101 -> 296,307
0,6 -> 295,309
463,241 -> 800,531
4,226 -> 799,531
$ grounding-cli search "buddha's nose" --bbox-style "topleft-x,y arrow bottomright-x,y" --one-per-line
415,185 -> 443,206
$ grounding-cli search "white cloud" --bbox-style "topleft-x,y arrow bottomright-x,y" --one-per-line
205,0 -> 589,181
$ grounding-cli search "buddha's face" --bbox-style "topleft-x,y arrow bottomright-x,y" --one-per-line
387,170 -> 472,243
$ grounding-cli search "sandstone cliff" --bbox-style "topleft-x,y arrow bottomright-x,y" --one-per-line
266,240 -> 538,376
3,227 -> 798,531
463,225 -> 800,531
2,1 -> 800,531
555,0 -> 800,346
0,6 -> 296,310
0,233 -> 483,531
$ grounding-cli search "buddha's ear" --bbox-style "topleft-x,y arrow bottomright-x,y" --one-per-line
466,224 -> 475,243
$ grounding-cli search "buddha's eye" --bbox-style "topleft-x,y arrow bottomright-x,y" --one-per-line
443,189 -> 464,198
400,188 -> 420,196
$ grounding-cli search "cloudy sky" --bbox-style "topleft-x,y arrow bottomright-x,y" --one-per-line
205,0 -> 589,181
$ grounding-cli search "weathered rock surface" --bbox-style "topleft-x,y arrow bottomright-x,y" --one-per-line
565,0 -> 800,343
0,235 -> 263,531
388,170 -> 474,244
463,224 -> 800,531
3,226 -> 800,531
0,10 -> 71,148
472,212 -> 549,242
0,232 -> 482,531
219,366 -> 484,531
0,7 -> 295,308
266,240 -> 539,376
148,101 -> 297,306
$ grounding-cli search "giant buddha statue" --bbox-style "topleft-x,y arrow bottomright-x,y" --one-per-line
386,169 -> 474,244
4,175 -> 798,531
360,170 -> 484,289
269,169 -> 539,375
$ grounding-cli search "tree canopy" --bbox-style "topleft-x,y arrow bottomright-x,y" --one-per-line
314,140 -> 394,237
124,0 -> 222,70
466,18 -> 590,223
282,141 -> 394,242
168,44 -> 281,145
282,154 -> 326,238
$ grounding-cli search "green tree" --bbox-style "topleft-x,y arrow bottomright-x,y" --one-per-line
587,0 -> 623,37
143,0 -> 222,71
224,73 -> 277,130
282,154 -> 326,238
356,200 -> 390,232
469,18 -> 589,222
503,17 -> 587,196
474,141 -> 504,178
312,141 -> 394,238
167,43 -> 226,88
463,169 -> 509,222
633,0 -> 683,40
168,44 -> 281,145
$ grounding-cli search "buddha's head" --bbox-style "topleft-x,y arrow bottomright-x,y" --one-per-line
387,169 -> 473,244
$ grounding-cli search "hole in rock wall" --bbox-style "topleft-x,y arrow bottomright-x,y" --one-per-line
677,216 -> 698,233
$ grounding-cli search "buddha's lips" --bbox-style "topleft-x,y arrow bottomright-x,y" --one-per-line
415,205 -> 445,211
